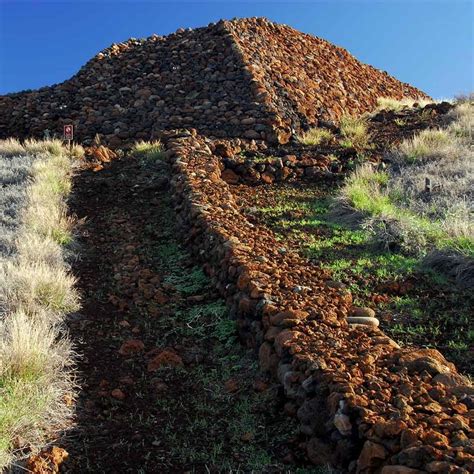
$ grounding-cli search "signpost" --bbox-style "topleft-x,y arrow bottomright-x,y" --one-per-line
64,124 -> 74,152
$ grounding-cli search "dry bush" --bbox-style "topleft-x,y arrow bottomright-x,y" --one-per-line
423,250 -> 474,289
299,127 -> 333,146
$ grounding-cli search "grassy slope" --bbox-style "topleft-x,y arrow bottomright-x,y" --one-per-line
237,100 -> 473,375
0,139 -> 81,468
242,183 -> 473,375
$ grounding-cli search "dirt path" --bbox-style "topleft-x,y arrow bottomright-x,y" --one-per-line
62,156 -> 309,473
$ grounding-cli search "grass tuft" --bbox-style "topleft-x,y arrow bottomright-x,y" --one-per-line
374,97 -> 433,113
339,114 -> 370,149
395,128 -> 455,163
0,138 -> 25,157
299,128 -> 333,146
0,312 -> 75,466
131,140 -> 164,162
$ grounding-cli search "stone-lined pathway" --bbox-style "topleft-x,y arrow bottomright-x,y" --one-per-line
62,155 -> 312,472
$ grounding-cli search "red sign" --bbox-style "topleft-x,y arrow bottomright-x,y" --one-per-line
64,125 -> 74,140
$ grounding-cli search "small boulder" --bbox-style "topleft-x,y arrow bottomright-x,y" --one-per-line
221,169 -> 240,184
350,306 -> 376,318
347,316 -> 379,327
118,339 -> 145,356
147,349 -> 183,372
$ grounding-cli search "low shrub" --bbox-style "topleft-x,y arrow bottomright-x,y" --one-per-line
423,249 -> 474,288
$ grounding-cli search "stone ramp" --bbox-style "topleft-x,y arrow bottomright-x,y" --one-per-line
0,18 -> 428,146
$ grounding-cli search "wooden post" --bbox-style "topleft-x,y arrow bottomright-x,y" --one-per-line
425,177 -> 432,193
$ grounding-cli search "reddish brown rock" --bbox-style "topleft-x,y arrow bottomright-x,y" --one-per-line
270,309 -> 309,327
381,467 -> 425,474
307,438 -> 332,465
350,307 -> 376,318
221,169 -> 240,185
398,348 -> 456,375
163,131 -> 471,474
147,350 -> 183,372
261,171 -> 275,184
27,447 -> 69,474
224,378 -> 239,393
118,339 -> 145,356
111,388 -> 126,400
0,18 -> 427,145
357,441 -> 388,472
259,341 -> 278,373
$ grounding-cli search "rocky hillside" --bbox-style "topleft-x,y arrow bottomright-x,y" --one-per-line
0,18 -> 428,146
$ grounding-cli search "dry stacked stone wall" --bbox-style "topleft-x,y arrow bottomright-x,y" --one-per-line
228,18 -> 429,143
164,129 -> 473,474
0,18 -> 428,146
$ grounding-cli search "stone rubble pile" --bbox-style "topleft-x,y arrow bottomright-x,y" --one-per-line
0,18 -> 427,146
164,129 -> 473,474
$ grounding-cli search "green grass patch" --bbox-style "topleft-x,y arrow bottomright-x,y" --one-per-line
131,140 -> 164,163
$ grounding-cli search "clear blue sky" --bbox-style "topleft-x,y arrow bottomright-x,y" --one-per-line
0,1 -> 472,98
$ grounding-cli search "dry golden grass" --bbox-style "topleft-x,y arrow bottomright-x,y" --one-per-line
0,138 -> 26,157
0,311 -> 75,468
374,96 -> 434,113
299,127 -> 333,146
0,140 -> 79,468
396,128 -> 456,163
4,260 -> 79,319
339,114 -> 370,149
